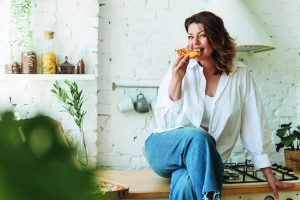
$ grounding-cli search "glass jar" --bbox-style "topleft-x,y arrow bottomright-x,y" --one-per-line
59,56 -> 75,74
42,31 -> 57,74
21,51 -> 37,74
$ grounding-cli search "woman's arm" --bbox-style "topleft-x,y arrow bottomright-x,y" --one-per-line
154,55 -> 190,130
240,69 -> 295,199
261,167 -> 294,199
168,55 -> 189,101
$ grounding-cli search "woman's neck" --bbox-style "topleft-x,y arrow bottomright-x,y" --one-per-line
198,59 -> 218,75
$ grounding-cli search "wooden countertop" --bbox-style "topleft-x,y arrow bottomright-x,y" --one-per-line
95,169 -> 170,198
95,169 -> 300,199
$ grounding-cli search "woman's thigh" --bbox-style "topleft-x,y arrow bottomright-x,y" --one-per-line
144,127 -> 214,177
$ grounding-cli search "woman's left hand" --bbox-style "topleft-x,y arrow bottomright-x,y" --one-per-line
261,167 -> 295,199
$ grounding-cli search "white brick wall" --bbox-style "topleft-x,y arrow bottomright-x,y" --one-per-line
1,0 -> 300,169
98,0 -> 300,168
0,0 -> 98,168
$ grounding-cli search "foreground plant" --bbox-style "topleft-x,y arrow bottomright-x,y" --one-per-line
0,112 -> 96,200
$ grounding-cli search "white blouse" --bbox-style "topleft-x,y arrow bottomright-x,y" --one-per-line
201,95 -> 214,130
152,60 -> 271,169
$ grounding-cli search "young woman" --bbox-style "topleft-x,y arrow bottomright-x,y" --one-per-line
144,11 -> 294,200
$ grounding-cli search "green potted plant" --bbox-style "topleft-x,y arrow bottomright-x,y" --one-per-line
275,122 -> 300,170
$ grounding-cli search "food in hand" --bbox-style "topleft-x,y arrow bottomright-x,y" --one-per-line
176,47 -> 201,59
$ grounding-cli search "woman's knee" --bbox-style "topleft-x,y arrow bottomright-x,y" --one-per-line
183,127 -> 214,144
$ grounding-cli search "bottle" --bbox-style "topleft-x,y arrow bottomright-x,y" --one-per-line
42,31 -> 57,74
77,58 -> 85,74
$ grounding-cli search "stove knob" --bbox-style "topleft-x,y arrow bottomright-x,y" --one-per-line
264,196 -> 274,200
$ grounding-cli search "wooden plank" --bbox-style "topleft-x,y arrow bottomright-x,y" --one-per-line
222,183 -> 300,195
96,169 -> 300,198
95,169 -> 170,198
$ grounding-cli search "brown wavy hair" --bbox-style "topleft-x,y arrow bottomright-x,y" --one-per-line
185,11 -> 236,75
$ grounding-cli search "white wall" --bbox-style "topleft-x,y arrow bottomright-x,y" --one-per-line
0,0 -> 99,168
0,0 -> 10,64
232,0 -> 300,163
97,0 -> 300,168
1,0 -> 300,169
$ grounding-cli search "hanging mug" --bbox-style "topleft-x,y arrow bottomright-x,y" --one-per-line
117,95 -> 134,113
134,93 -> 149,113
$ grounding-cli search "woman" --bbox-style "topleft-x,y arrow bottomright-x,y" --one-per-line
143,11 -> 294,200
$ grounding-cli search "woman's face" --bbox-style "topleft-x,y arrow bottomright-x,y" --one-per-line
187,23 -> 214,61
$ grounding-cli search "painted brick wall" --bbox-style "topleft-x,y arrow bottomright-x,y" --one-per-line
1,0 -> 299,169
98,0 -> 300,168
0,0 -> 99,167
97,0 -> 207,168
230,0 -> 300,164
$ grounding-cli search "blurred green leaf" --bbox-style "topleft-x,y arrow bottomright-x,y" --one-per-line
0,111 -> 104,200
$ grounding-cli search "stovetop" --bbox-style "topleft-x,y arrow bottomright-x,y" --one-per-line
223,160 -> 299,184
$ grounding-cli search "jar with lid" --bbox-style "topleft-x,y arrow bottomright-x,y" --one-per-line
42,31 -> 57,74
59,56 -> 75,74
21,51 -> 37,74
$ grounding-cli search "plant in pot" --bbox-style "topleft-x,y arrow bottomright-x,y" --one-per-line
275,122 -> 300,171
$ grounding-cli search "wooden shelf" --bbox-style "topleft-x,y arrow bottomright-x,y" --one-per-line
0,74 -> 97,81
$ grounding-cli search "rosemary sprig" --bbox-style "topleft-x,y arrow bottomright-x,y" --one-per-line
51,80 -> 88,166
51,80 -> 86,131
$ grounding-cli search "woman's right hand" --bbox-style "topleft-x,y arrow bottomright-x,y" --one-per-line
168,55 -> 189,101
171,55 -> 189,82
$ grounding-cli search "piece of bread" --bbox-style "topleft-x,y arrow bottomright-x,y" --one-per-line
176,48 -> 201,59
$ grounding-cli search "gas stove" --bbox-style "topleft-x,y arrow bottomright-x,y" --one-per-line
222,160 -> 300,200
223,160 -> 299,184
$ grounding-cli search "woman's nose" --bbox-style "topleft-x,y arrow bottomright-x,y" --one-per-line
193,36 -> 200,45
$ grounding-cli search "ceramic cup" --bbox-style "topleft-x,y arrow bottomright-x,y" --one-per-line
117,95 -> 134,113
134,93 -> 149,113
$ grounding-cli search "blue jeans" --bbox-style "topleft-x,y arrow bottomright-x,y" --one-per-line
144,127 -> 223,200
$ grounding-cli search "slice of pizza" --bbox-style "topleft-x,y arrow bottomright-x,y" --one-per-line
176,47 -> 201,59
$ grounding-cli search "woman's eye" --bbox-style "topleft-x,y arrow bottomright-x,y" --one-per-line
200,34 -> 206,38
188,36 -> 193,39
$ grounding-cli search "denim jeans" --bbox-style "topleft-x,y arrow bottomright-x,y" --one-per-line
144,127 -> 224,200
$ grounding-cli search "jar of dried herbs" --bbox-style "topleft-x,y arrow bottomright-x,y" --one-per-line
21,51 -> 37,74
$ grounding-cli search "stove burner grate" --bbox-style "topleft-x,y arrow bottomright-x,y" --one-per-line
223,160 -> 299,184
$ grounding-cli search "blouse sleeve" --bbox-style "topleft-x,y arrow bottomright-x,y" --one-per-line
240,70 -> 271,169
154,67 -> 183,130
